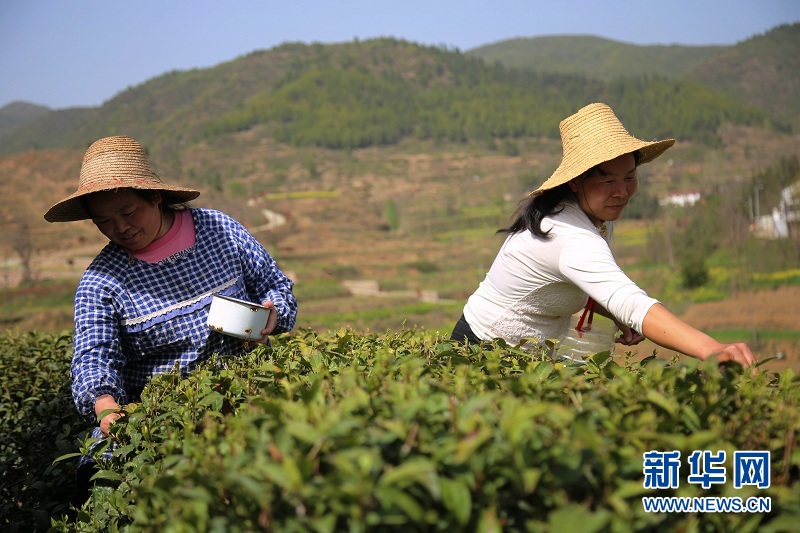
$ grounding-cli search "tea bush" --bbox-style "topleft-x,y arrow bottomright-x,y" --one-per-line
2,329 -> 799,532
0,331 -> 86,532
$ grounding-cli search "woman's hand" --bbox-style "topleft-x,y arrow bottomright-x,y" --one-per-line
594,304 -> 645,346
613,319 -> 645,346
615,324 -> 645,346
95,394 -> 123,437
258,300 -> 278,343
706,342 -> 758,370
100,412 -> 123,436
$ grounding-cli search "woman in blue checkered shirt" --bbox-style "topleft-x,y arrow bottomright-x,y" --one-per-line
44,136 -> 298,499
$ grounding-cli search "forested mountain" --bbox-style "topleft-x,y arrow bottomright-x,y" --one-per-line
684,23 -> 800,132
0,37 -> 784,164
468,23 -> 800,131
467,35 -> 723,80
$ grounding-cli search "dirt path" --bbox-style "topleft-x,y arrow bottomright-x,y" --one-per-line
247,208 -> 287,233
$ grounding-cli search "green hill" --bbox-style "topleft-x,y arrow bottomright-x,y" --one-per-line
3,24 -> 797,153
467,35 -> 723,80
0,101 -> 51,138
0,38 -> 782,163
467,24 -> 800,132
685,23 -> 800,132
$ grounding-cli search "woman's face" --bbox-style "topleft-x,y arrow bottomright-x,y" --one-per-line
568,152 -> 638,225
86,189 -> 164,251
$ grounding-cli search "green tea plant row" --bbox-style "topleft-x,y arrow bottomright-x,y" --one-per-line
0,332 -> 86,531
2,329 -> 799,532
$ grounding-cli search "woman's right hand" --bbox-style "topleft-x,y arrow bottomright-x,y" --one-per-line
100,412 -> 123,436
95,394 -> 123,436
705,342 -> 758,370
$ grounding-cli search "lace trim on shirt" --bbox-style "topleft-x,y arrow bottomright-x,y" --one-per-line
121,277 -> 238,328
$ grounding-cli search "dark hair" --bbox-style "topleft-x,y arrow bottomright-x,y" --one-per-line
132,189 -> 189,211
80,188 -> 188,218
499,150 -> 642,239
498,184 -> 573,238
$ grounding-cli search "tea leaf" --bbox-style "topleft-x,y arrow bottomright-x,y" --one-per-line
440,477 -> 472,525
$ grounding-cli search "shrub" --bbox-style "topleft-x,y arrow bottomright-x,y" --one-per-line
40,329 -> 800,532
0,331 -> 86,531
680,258 -> 710,289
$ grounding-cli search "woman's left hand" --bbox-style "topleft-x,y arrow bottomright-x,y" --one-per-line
615,323 -> 645,346
258,300 -> 278,343
594,304 -> 645,346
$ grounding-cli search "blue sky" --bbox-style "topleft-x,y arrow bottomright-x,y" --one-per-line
1,0 -> 798,109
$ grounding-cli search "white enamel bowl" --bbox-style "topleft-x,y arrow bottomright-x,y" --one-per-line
207,294 -> 270,341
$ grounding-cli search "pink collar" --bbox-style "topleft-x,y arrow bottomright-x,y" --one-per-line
134,209 -> 196,263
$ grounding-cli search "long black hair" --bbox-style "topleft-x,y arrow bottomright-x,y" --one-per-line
498,184 -> 573,239
499,150 -> 642,239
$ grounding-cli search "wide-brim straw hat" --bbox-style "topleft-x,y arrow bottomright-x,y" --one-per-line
44,135 -> 201,222
530,103 -> 675,195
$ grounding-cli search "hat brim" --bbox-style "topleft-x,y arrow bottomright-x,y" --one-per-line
531,137 -> 675,196
44,181 -> 200,222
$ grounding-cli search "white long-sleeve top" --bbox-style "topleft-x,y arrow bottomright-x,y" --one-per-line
463,199 -> 659,347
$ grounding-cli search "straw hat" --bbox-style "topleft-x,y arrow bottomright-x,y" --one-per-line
531,103 -> 675,195
44,135 -> 200,222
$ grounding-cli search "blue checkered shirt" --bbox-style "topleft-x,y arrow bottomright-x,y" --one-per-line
71,207 -> 297,421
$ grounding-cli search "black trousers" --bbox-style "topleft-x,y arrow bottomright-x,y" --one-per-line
450,314 -> 483,345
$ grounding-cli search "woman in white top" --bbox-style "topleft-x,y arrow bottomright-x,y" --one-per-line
451,103 -> 756,368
